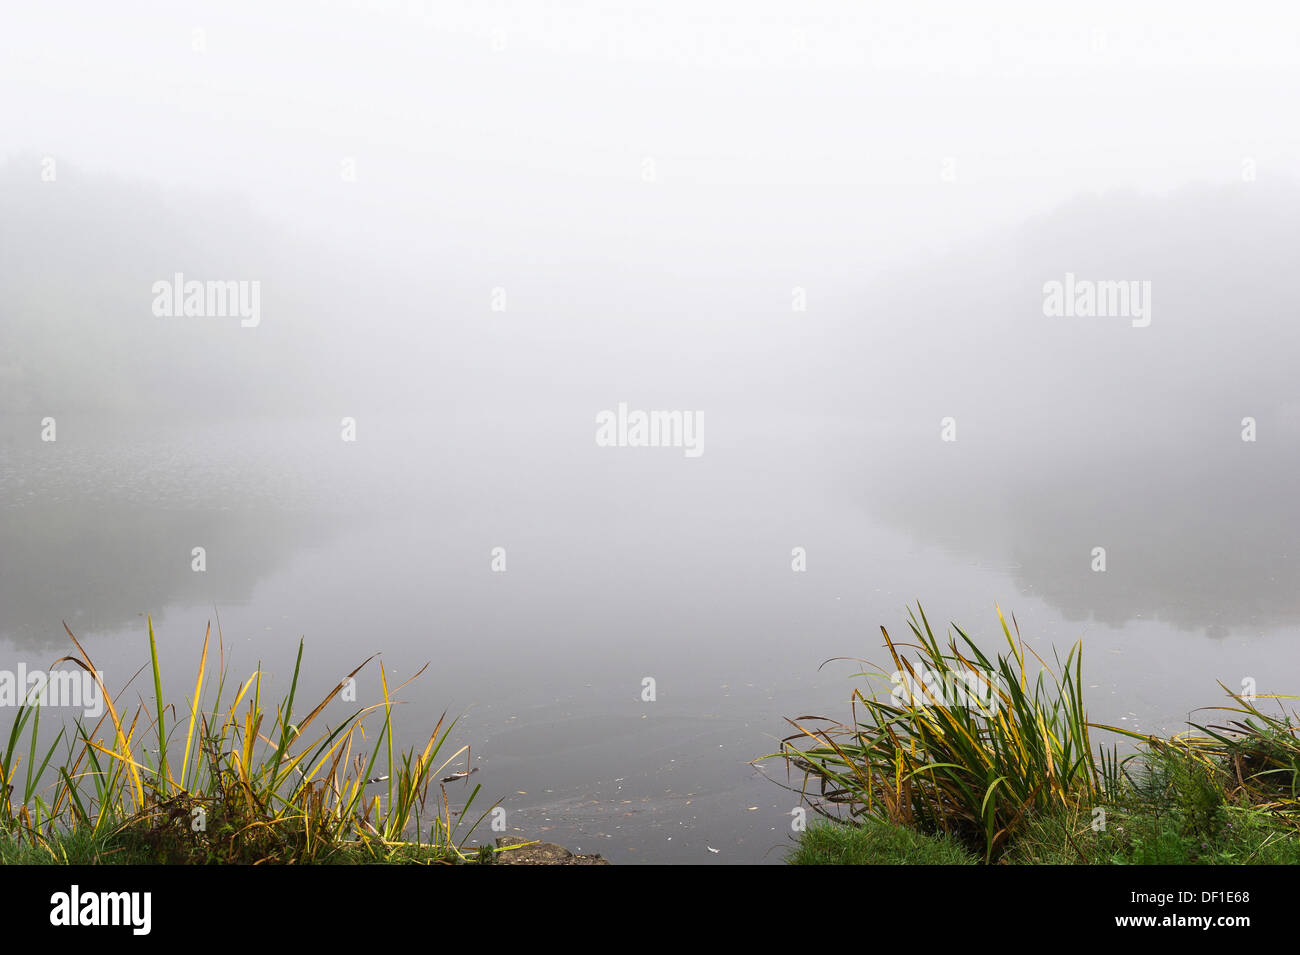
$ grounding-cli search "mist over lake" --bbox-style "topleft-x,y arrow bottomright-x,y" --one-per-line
4,3 -> 1300,864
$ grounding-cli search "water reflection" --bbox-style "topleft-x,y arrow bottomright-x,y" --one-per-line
844,181 -> 1300,637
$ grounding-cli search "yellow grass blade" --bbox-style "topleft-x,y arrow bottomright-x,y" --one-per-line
180,621 -> 211,789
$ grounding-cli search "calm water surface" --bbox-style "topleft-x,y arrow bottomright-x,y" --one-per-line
2,413 -> 1295,864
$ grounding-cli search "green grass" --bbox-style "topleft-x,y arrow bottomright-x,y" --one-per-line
0,825 -> 498,865
770,604 -> 1300,865
1002,748 -> 1300,865
0,827 -> 125,864
789,790 -> 1300,866
788,819 -> 978,865
0,618 -> 498,865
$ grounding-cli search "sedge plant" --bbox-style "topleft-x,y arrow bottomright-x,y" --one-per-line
0,618 -> 495,864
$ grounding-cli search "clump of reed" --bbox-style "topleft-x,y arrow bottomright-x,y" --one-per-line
767,604 -> 1107,861
768,604 -> 1300,863
0,619 -> 493,864
1110,683 -> 1300,818
1182,694 -> 1300,803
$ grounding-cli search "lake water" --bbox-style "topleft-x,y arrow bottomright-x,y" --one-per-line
2,409 -> 1296,864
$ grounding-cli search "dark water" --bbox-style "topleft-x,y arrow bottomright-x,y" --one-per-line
3,408 -> 1295,864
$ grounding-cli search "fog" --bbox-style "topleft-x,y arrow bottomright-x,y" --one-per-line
3,2 -> 1300,862
6,3 -> 1300,428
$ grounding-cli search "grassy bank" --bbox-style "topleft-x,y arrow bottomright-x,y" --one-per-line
1,620 -> 494,864
0,825 -> 491,865
768,605 -> 1300,864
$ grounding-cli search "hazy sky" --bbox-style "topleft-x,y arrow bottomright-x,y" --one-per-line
6,1 -> 1300,423
5,1 -> 1300,274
